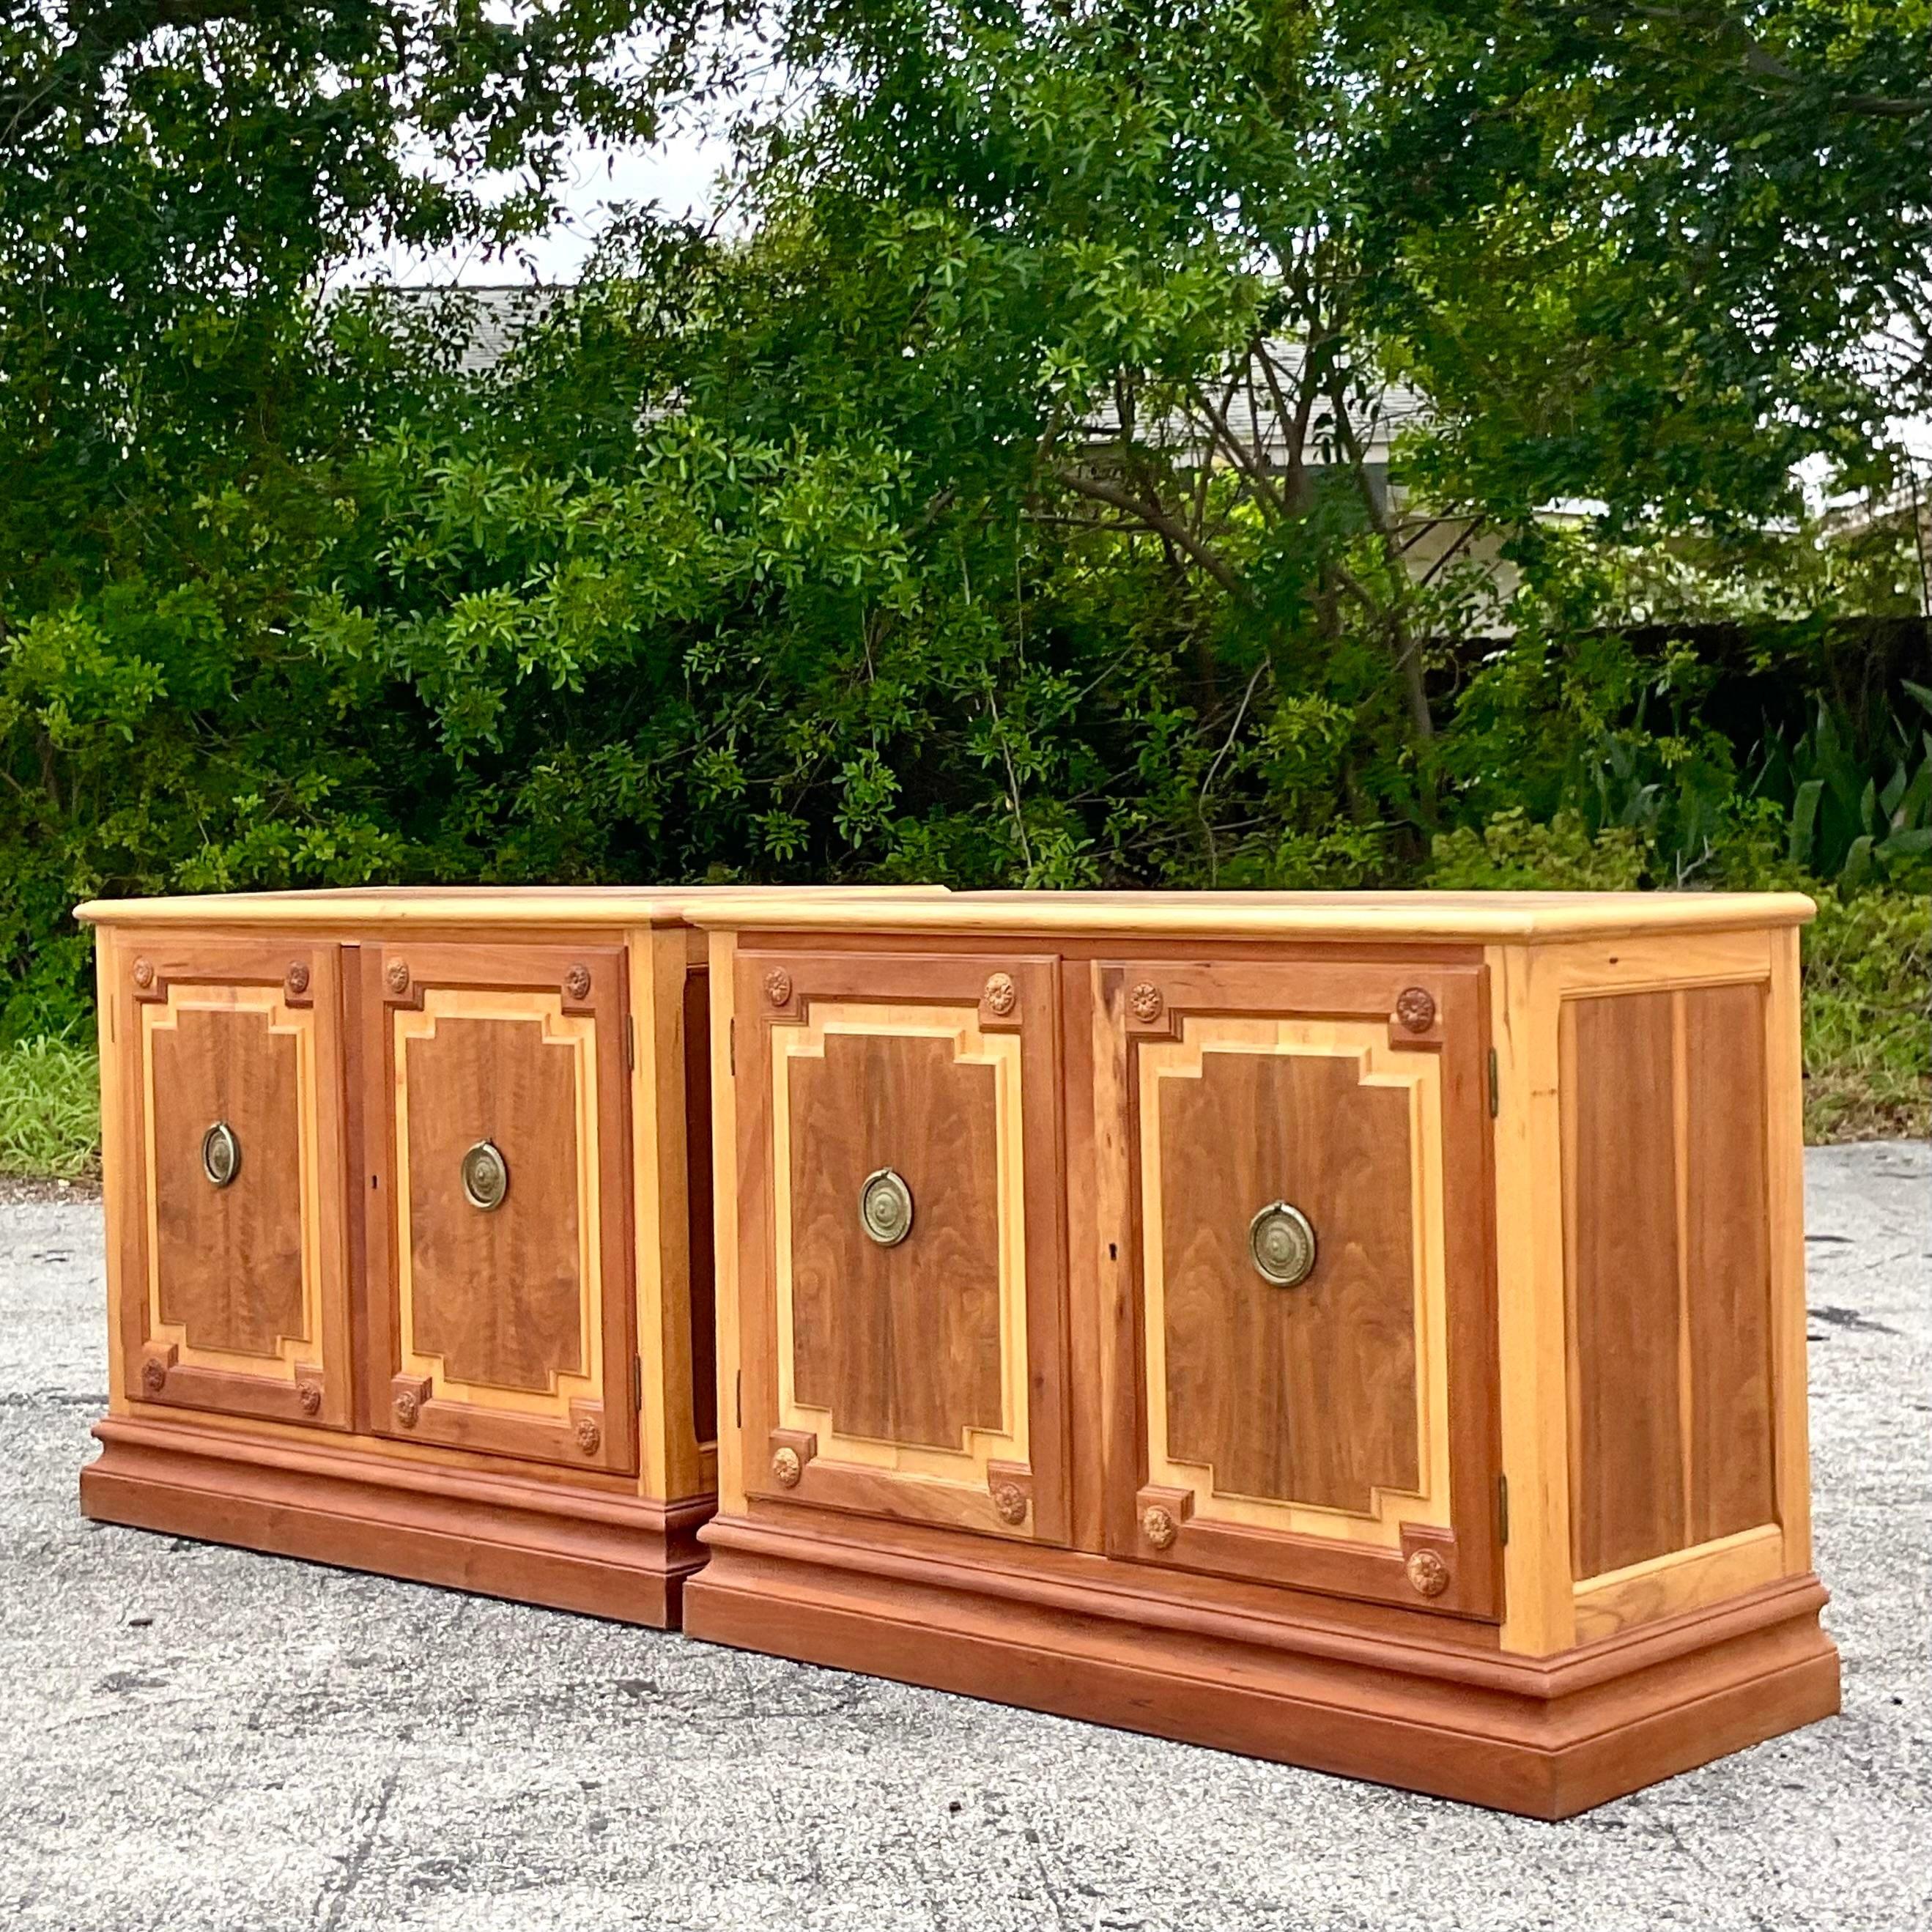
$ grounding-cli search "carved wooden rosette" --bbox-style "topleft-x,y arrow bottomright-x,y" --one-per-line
1128,981 -> 1163,1024
763,967 -> 793,1007
385,960 -> 411,996
564,963 -> 593,1002
982,971 -> 1018,1017
1405,1548 -> 1451,1597
986,1459 -> 1034,1528
1394,985 -> 1437,1034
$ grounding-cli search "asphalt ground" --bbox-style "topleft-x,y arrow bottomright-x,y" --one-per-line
1,1140 -> 1925,1931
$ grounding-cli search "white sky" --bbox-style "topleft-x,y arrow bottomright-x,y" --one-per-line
350,129 -> 732,286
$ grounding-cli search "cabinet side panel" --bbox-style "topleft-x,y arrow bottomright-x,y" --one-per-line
1683,982 -> 1777,1544
1563,991 -> 1685,1578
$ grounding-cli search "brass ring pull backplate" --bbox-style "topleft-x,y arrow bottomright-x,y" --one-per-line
859,1167 -> 914,1247
1248,1201 -> 1317,1287
461,1139 -> 510,1211
201,1121 -> 241,1189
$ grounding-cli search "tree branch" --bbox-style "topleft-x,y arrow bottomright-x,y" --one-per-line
1051,468 -> 1251,601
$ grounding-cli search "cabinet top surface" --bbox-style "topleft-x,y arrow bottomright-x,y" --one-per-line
697,887 -> 1813,941
73,884 -> 941,930
77,884 -> 1814,941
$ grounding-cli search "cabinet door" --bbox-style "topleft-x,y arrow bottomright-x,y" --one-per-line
363,942 -> 637,1474
1097,958 -> 1500,1618
736,950 -> 1068,1543
116,936 -> 350,1428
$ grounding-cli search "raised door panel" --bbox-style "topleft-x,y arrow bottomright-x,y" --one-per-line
118,937 -> 350,1428
364,943 -> 636,1474
1100,959 -> 1500,1619
737,951 -> 1068,1543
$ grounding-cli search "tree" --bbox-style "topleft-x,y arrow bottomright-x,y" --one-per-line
0,0 -> 710,597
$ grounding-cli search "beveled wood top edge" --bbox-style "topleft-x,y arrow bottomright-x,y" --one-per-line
688,888 -> 1817,941
73,884 -> 1815,939
73,885 -> 947,929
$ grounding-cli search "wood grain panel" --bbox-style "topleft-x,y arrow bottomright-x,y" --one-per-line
737,952 -> 1067,1544
790,1031 -> 1004,1450
109,936 -> 350,1431
150,1004 -> 306,1358
366,944 -> 637,1476
683,967 -> 719,1447
1564,991 -> 1685,1579
403,1013 -> 584,1394
1108,959 -> 1499,1620
1682,982 -> 1777,1545
1160,1051 -> 1418,1513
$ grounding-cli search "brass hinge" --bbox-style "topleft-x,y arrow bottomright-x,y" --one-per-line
626,1013 -> 636,1072
734,1369 -> 742,1429
1487,1048 -> 1500,1117
631,1354 -> 643,1413
1498,1473 -> 1510,1546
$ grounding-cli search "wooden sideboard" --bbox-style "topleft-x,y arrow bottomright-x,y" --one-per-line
681,889 -> 1840,1817
75,887 -> 930,1626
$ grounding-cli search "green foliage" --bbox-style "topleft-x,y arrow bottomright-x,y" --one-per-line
1800,886 -> 1932,1142
1753,684 -> 1932,884
0,1035 -> 100,1180
1426,810 -> 1648,892
1,0 -> 1927,1157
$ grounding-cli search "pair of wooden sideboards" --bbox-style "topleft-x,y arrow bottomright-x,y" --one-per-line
77,886 -> 1840,1816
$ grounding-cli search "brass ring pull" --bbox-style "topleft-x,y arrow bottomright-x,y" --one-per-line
1248,1201 -> 1316,1286
201,1122 -> 240,1189
461,1139 -> 509,1211
859,1167 -> 914,1247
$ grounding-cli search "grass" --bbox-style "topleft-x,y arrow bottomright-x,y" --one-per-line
0,1034 -> 101,1181
1800,884 -> 1931,1144
0,884 -> 1922,1180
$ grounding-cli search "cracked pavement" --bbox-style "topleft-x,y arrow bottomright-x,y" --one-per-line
1,1141 -> 1926,1931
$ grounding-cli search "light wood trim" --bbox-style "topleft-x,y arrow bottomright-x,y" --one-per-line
96,933 -> 130,1413
1491,941 -> 1577,1655
391,989 -> 604,1415
141,982 -> 325,1383
1573,1523 -> 1785,1642
626,930 -> 670,1500
1671,992 -> 1695,1514
1529,927 -> 1774,995
770,999 -> 1032,1488
709,931 -> 747,1516
1137,1015 -> 1449,1548
686,890 -> 1815,941
1766,926 -> 1813,1574
1089,967 -> 1133,1550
